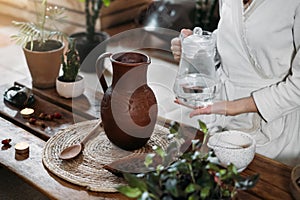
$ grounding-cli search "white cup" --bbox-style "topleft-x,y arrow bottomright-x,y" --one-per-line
207,130 -> 256,171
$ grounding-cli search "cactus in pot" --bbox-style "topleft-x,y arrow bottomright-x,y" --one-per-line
56,38 -> 84,98
61,38 -> 81,82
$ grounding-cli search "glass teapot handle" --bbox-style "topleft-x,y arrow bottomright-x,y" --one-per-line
179,27 -> 202,43
193,27 -> 203,36
95,52 -> 112,93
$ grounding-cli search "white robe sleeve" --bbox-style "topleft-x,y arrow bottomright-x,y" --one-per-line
252,5 -> 300,122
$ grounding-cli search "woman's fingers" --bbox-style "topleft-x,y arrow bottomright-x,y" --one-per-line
171,37 -> 181,62
189,106 -> 212,117
174,98 -> 198,109
174,98 -> 228,117
170,29 -> 193,62
181,29 -> 193,37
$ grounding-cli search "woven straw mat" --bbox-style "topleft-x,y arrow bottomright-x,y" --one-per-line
42,120 -> 174,192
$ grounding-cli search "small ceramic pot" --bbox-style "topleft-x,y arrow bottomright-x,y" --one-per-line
56,75 -> 85,98
207,130 -> 256,171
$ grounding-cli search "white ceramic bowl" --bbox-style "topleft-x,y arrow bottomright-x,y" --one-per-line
207,130 -> 256,171
56,75 -> 85,98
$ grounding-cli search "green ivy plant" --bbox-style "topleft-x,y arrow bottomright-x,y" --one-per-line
11,0 -> 66,51
117,120 -> 259,200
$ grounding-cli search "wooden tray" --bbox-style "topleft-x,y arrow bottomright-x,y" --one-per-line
16,80 -> 101,120
0,83 -> 88,140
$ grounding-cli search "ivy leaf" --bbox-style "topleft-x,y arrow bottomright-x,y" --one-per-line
169,121 -> 180,134
123,173 -> 147,191
153,145 -> 166,159
117,185 -> 142,198
200,186 -> 211,199
165,178 -> 179,197
78,0 -> 110,7
188,194 -> 199,200
235,174 -> 260,190
198,120 -> 208,134
103,0 -> 111,7
185,183 -> 196,193
144,153 -> 155,168
140,191 -> 151,200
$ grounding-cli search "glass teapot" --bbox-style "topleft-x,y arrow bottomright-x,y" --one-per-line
173,27 -> 219,107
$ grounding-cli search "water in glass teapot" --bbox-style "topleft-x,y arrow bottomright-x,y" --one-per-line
173,27 -> 219,107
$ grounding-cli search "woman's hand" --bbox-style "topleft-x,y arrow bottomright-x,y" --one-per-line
175,96 -> 258,118
170,29 -> 193,62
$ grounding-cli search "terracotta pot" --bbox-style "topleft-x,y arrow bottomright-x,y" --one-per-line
96,52 -> 158,150
56,75 -> 85,98
71,32 -> 109,73
23,40 -> 65,89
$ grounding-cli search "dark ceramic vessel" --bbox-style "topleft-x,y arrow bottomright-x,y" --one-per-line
96,52 -> 158,150
71,32 -> 109,72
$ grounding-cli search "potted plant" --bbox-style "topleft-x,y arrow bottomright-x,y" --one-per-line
11,0 -> 66,89
70,0 -> 111,72
56,38 -> 84,98
117,121 -> 259,200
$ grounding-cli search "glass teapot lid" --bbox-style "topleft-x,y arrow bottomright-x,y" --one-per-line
182,27 -> 215,58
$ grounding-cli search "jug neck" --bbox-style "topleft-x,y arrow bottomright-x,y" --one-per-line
111,63 -> 149,93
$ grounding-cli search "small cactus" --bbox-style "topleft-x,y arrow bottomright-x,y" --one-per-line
61,38 -> 81,82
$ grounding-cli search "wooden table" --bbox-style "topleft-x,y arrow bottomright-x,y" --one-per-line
0,78 -> 294,200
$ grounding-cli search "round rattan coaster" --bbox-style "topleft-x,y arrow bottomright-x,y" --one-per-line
42,120 -> 173,192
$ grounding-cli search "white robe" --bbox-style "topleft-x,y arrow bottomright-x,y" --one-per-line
212,0 -> 300,166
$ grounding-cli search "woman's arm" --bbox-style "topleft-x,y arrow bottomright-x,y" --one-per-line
251,4 -> 300,122
175,96 -> 258,118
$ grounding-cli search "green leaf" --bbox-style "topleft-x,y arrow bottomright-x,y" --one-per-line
198,120 -> 208,134
169,121 -> 180,134
117,185 -> 142,198
191,139 -> 200,151
188,194 -> 199,200
156,164 -> 164,173
235,174 -> 260,190
153,145 -> 166,159
144,153 -> 155,168
165,178 -> 179,197
200,186 -> 211,199
123,173 -> 147,191
103,0 -> 111,7
185,183 -> 196,193
139,191 -> 152,200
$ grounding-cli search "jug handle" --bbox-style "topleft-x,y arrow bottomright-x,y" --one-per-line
96,52 -> 112,93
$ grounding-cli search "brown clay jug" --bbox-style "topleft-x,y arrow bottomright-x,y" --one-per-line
96,52 -> 158,150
